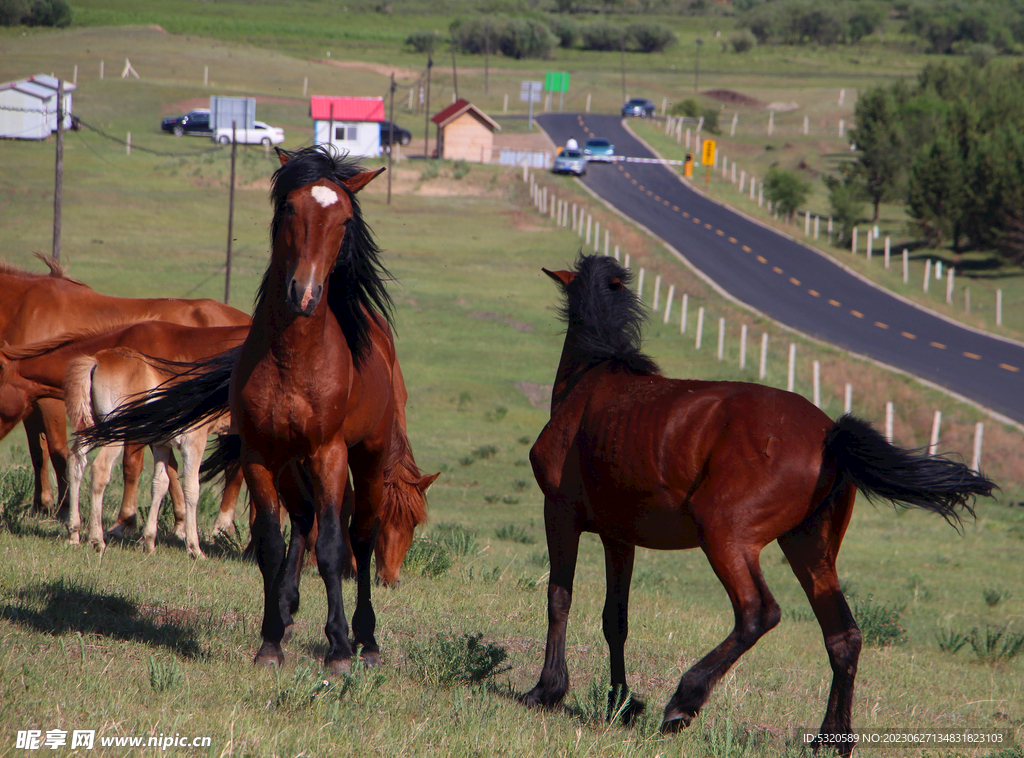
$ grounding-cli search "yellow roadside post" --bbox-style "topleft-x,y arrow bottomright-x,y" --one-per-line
702,139 -> 716,187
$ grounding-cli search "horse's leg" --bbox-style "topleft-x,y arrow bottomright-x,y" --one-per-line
166,450 -> 188,542
778,485 -> 861,757
24,407 -> 53,515
211,462 -> 244,538
523,497 -> 582,708
276,462 -> 314,642
311,446 -> 357,673
600,535 -> 645,724
40,399 -> 70,520
345,475 -> 381,665
66,439 -> 89,545
248,461 -> 288,668
85,444 -> 120,552
178,432 -> 207,560
662,542 -> 780,732
107,443 -> 145,540
142,445 -> 173,554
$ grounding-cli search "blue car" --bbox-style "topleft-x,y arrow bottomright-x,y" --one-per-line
583,138 -> 615,162
552,148 -> 587,176
621,98 -> 656,118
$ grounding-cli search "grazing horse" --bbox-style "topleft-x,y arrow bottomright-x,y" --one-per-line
65,347 -> 237,558
80,145 -> 405,673
523,255 -> 995,754
0,321 -> 249,546
0,255 -> 249,515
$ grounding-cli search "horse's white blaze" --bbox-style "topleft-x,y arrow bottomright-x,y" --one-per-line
311,186 -> 339,208
301,283 -> 315,310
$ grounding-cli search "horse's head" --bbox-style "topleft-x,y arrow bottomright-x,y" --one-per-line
375,471 -> 439,587
270,147 -> 385,318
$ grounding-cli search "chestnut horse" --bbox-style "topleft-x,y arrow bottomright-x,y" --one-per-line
65,347 -> 236,558
523,255 -> 995,754
0,255 -> 249,515
81,146 -> 407,672
0,321 -> 248,546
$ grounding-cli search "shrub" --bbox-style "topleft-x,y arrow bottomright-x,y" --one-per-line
432,522 -> 478,557
404,632 -> 509,686
852,596 -> 907,647
452,160 -> 470,180
580,20 -> 626,52
670,98 -> 700,117
419,160 -> 440,181
730,29 -> 757,53
701,106 -> 721,134
764,166 -> 811,222
402,537 -> 453,578
548,15 -> 580,48
500,18 -> 557,59
472,444 -> 499,459
824,171 -> 865,244
406,30 -> 441,54
26,0 -> 71,26
983,587 -> 1013,607
626,22 -> 678,53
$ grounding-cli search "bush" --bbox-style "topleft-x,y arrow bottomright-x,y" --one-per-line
730,29 -> 757,53
763,166 -> 811,222
701,106 -> 720,134
26,0 -> 70,26
852,596 -> 907,647
580,20 -> 626,51
670,98 -> 700,117
548,15 -> 580,48
452,160 -> 470,180
406,30 -> 441,54
404,632 -> 509,687
824,171 -> 865,243
500,18 -> 556,59
625,22 -> 678,53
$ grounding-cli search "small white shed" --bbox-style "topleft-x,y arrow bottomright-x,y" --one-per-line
310,96 -> 384,158
0,74 -> 75,140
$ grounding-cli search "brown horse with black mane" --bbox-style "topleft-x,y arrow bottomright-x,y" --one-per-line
0,255 -> 249,516
80,146 -> 419,672
523,254 -> 995,755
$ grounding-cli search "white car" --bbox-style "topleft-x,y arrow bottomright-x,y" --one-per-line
213,121 -> 285,146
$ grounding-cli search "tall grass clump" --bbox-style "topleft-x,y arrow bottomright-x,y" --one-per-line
148,655 -> 183,692
968,625 -> 1024,664
852,596 -> 907,647
404,633 -> 509,687
494,523 -> 535,544
431,522 -> 478,557
0,467 -> 32,534
271,665 -> 387,713
402,537 -> 453,578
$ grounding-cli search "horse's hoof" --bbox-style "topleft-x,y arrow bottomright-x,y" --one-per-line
88,539 -> 105,553
105,524 -> 126,541
613,695 -> 646,726
660,712 -> 694,734
519,686 -> 551,709
325,658 -> 352,676
67,535 -> 81,546
254,643 -> 284,668
360,651 -> 382,669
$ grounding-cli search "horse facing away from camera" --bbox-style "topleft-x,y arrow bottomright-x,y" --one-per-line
80,145 -> 406,673
523,254 -> 996,756
0,255 -> 249,516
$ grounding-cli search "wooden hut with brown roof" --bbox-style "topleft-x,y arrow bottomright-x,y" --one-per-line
430,99 -> 501,163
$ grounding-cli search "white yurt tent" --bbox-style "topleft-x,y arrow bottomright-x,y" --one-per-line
0,74 -> 75,140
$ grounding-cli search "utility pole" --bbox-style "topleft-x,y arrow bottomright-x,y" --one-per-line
52,78 -> 64,261
695,37 -> 703,93
224,121 -> 237,305
450,31 -> 459,101
423,56 -> 433,158
388,73 -> 396,205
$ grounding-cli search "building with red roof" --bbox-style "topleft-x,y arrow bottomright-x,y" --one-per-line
430,99 -> 500,163
311,96 -> 384,158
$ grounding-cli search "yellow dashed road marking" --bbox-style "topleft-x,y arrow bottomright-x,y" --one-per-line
742,245 -> 751,252
692,218 -> 700,224
963,352 -> 981,360
875,321 -> 888,329
631,179 -> 638,185
829,299 -> 841,307
683,212 -> 690,218
1000,363 -> 1019,372
772,266 -> 783,274
789,277 -> 801,285
704,223 -> 713,229
729,237 -> 737,243
901,331 -> 916,339
716,229 -> 725,236
646,190 -> 653,196
850,310 -> 864,318
930,342 -> 946,349
672,205 -> 679,211
809,289 -> 820,297
757,255 -> 767,263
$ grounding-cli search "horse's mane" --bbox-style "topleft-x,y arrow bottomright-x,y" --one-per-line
556,253 -> 660,376
0,253 -> 86,286
380,419 -> 428,531
256,145 -> 394,367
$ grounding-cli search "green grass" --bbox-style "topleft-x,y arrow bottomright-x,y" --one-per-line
1,23 -> 1022,758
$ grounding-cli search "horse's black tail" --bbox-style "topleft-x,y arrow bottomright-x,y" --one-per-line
200,434 -> 241,485
824,414 -> 997,528
76,347 -> 239,448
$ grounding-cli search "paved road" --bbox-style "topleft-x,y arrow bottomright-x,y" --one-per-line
538,113 -> 1024,425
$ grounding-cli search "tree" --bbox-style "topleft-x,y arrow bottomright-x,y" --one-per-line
907,137 -> 969,252
764,167 -> 811,223
824,168 -> 865,245
848,86 -> 905,222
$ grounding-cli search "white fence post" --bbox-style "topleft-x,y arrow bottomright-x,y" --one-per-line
717,318 -> 725,361
884,236 -> 891,269
653,275 -> 661,311
759,333 -> 768,380
903,249 -> 909,284
928,411 -> 942,456
885,402 -> 893,442
663,285 -> 675,324
680,294 -> 688,334
997,289 -> 1003,326
787,343 -> 796,392
638,268 -> 645,301
946,268 -> 955,305
594,221 -> 600,253
695,307 -> 705,349
740,324 -> 747,370
972,422 -> 984,472
924,260 -> 931,293
812,360 -> 821,407
844,383 -> 852,413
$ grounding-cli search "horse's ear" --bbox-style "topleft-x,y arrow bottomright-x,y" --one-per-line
417,472 -> 441,494
343,167 -> 387,195
610,277 -> 623,291
274,147 -> 291,166
542,268 -> 576,287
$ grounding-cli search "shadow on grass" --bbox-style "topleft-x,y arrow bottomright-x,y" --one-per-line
0,578 -> 205,658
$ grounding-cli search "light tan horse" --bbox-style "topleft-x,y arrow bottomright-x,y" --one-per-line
64,347 -> 238,558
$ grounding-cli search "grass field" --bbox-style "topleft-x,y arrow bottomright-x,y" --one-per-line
0,17 -> 1022,758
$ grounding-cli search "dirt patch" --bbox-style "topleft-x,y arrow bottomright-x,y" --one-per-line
314,59 -> 422,82
515,381 -> 551,408
766,101 -> 800,112
468,310 -> 533,333
702,89 -> 765,108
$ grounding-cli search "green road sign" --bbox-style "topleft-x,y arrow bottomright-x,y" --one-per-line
545,72 -> 570,93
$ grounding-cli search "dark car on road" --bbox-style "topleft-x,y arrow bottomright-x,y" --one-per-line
161,108 -> 212,137
380,120 -> 412,148
621,98 -> 657,118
